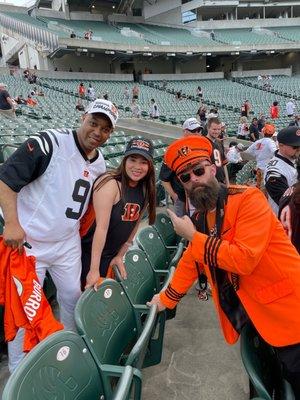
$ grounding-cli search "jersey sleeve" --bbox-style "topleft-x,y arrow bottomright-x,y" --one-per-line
0,131 -> 53,192
265,172 -> 289,206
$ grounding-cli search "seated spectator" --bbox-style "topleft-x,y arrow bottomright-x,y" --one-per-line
70,31 -> 76,38
23,68 -> 30,80
219,122 -> 227,141
87,84 -> 96,101
226,142 -> 245,182
249,117 -> 260,142
26,95 -> 37,107
289,115 -> 300,128
103,93 -> 109,101
14,95 -> 26,105
75,99 -> 85,111
131,99 -> 141,118
237,116 -> 249,139
37,89 -> 45,96
78,82 -> 85,98
257,113 -> 265,132
197,105 -> 207,123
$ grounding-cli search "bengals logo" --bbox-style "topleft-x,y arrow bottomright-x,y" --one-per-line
177,146 -> 191,157
122,203 -> 141,222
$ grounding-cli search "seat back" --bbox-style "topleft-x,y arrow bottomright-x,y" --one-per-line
154,212 -> 180,247
2,331 -> 103,400
240,323 -> 291,400
75,279 -> 138,367
121,249 -> 158,305
136,226 -> 169,270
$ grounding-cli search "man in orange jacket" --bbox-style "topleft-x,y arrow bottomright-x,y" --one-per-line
148,135 -> 300,397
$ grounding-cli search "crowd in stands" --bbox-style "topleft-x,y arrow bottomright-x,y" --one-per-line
1,72 -> 300,399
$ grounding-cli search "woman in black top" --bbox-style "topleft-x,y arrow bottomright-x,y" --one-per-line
81,137 -> 156,289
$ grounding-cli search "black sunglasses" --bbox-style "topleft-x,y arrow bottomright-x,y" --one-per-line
178,164 -> 209,183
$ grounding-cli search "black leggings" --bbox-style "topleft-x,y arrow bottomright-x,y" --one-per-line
275,342 -> 300,399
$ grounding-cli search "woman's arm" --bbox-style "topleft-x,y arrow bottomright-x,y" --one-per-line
85,179 -> 119,288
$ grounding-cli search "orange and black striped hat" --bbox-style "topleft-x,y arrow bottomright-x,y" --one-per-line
164,135 -> 213,174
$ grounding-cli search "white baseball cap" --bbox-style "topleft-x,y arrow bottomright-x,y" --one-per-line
182,117 -> 201,131
85,99 -> 118,128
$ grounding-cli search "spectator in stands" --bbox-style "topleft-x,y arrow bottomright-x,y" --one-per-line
87,84 -> 96,101
237,116 -> 250,140
78,82 -> 86,98
241,100 -> 251,118
249,117 -> 260,142
75,99 -> 85,111
148,135 -> 300,399
84,30 -> 92,40
37,88 -> 45,96
28,72 -> 37,85
197,105 -> 207,123
79,67 -> 83,72
0,82 -> 16,119
265,126 -> 300,215
196,86 -> 203,99
137,70 -> 142,84
103,93 -> 109,101
289,114 -> 300,128
257,113 -> 265,132
226,141 -> 245,182
132,84 -> 139,100
279,161 -> 300,254
14,95 -> 26,105
69,67 -> 73,72
131,99 -> 141,118
175,90 -> 182,101
23,68 -> 30,80
206,117 -> 229,185
286,99 -> 296,118
0,98 -> 118,373
149,98 -> 159,119
81,137 -> 156,288
270,101 -> 279,119
26,95 -> 38,107
70,31 -> 76,38
182,118 -> 203,136
219,122 -> 227,141
124,86 -> 130,101
244,123 -> 277,189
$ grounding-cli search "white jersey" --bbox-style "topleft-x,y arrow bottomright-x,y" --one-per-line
264,152 -> 298,215
0,128 -> 106,242
245,137 -> 277,171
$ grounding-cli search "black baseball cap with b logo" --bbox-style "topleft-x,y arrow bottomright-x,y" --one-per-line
124,137 -> 154,162
277,126 -> 300,147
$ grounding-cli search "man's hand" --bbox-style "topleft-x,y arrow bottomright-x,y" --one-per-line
146,294 -> 166,312
167,208 -> 196,242
280,205 -> 292,239
3,222 -> 26,254
111,255 -> 127,280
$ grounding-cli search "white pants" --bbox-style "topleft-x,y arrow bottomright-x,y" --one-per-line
8,234 -> 82,373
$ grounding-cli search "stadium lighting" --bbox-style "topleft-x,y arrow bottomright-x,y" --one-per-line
112,5 -> 115,8
206,65 -> 210,68
126,50 -> 133,54
207,52 -> 211,56
167,53 -> 176,56
270,50 -> 275,54
105,50 -> 115,54
250,49 -> 257,53
143,52 -> 152,56
186,51 -> 193,55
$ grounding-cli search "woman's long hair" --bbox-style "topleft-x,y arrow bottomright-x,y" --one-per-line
94,155 -> 156,224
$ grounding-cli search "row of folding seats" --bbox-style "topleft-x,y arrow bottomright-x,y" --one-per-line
2,213 -> 183,400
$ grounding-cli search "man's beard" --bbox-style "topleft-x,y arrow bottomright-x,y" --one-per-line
188,178 -> 220,213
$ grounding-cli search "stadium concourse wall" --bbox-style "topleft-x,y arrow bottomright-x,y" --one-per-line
0,66 -> 293,81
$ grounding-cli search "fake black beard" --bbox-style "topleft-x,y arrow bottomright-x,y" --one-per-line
188,179 -> 220,213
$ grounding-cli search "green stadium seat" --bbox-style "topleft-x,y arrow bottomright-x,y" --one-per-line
111,365 -> 135,400
153,212 -> 182,247
240,323 -> 295,400
113,248 -> 175,367
75,279 -> 157,371
136,226 -> 184,270
2,145 -> 18,162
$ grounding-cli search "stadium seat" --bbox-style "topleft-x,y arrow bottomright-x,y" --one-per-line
75,279 -> 157,371
153,212 -> 182,247
113,248 -> 175,367
111,365 -> 135,400
2,331 -> 104,400
136,226 -> 184,270
240,323 -> 295,400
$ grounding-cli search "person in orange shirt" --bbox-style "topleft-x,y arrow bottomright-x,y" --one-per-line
148,135 -> 300,397
26,95 -> 37,107
270,101 -> 279,119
